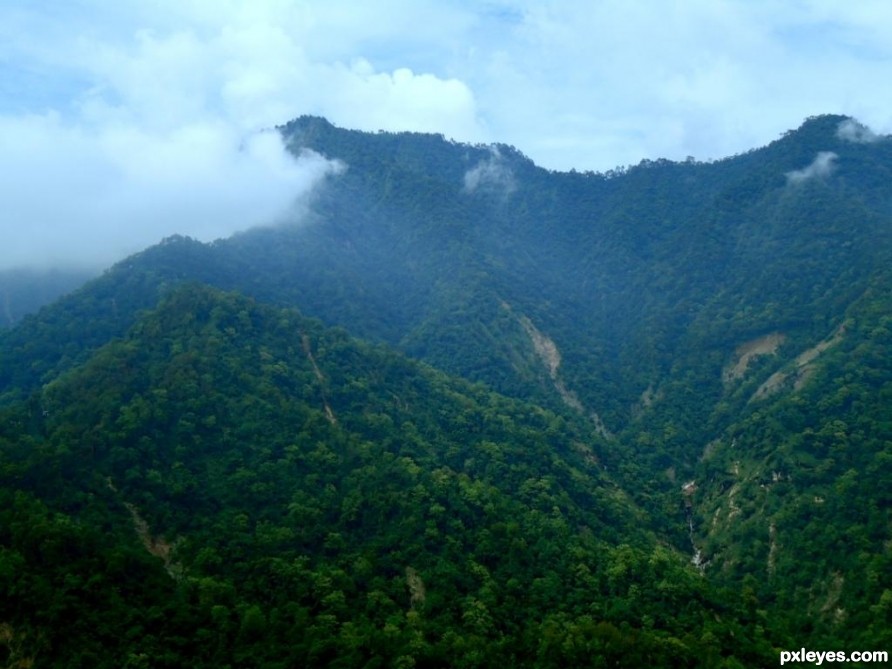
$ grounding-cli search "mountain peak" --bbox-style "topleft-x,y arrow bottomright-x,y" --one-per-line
779,113 -> 869,148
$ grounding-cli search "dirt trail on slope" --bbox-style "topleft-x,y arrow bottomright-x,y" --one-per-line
302,333 -> 337,424
518,314 -> 583,413
125,502 -> 176,566
516,313 -> 612,439
106,478 -> 181,578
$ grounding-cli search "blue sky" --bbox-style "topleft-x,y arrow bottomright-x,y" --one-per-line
3,0 -> 892,268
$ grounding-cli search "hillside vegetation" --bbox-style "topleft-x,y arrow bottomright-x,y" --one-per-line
1,114 -> 891,665
1,285 -> 774,666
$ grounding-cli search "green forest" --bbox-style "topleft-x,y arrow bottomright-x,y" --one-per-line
1,114 -> 891,666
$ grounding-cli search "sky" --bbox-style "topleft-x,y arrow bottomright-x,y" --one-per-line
3,0 -> 892,270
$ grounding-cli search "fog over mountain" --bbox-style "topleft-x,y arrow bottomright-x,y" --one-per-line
5,2 -> 892,272
0,122 -> 341,270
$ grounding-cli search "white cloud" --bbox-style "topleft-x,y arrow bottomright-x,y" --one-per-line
4,0 -> 892,270
0,0 -> 484,270
0,111 -> 342,270
786,151 -> 838,184
322,61 -> 480,139
463,146 -> 516,196
455,1 -> 892,170
836,119 -> 882,143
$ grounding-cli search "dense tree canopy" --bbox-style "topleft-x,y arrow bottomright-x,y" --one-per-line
1,114 -> 891,665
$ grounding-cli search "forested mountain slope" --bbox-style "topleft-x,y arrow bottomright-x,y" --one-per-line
691,269 -> 892,648
1,114 -> 891,664
277,113 -> 892,440
0,285 -> 773,666
4,114 -> 890,440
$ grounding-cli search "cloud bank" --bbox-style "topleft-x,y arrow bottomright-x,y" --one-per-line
451,1 -> 892,170
5,0 -> 892,271
0,0 -> 483,270
0,114 -> 344,270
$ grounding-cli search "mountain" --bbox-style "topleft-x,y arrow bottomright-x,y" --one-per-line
0,284 -> 773,666
1,114 -> 891,664
6,115 -> 890,426
693,275 -> 892,645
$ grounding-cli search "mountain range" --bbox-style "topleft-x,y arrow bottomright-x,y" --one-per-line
1,113 -> 890,667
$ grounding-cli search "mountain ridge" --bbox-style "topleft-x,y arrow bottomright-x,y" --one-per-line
1,112 -> 891,663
